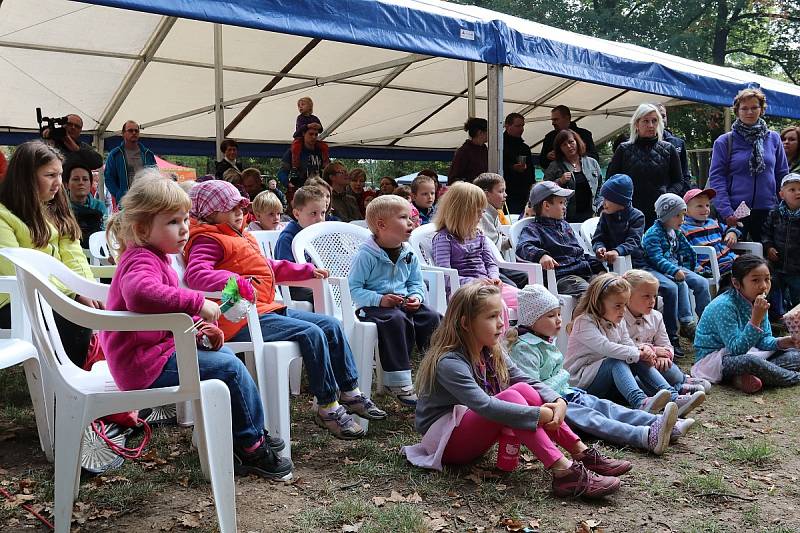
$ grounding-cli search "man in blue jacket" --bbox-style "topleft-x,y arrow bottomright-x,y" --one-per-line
104,120 -> 156,204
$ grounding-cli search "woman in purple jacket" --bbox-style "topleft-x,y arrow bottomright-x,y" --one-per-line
708,88 -> 789,242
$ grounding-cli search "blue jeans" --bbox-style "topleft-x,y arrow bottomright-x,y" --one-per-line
231,308 -> 359,405
658,362 -> 685,389
586,358 -> 677,408
647,269 -> 710,335
149,347 -> 263,447
563,389 -> 656,449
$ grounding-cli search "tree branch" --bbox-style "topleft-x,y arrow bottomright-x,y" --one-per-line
725,48 -> 799,84
731,12 -> 800,23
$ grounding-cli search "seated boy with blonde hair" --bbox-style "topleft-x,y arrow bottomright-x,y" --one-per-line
348,195 -> 441,406
248,190 -> 285,232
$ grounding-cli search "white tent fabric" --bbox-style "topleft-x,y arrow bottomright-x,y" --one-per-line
1,0 -> 797,158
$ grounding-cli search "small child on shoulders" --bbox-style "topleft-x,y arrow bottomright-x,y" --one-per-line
509,284 -> 690,455
763,173 -> 800,315
564,273 -> 705,417
431,182 -> 519,317
622,269 -> 711,400
410,174 -> 437,225
643,193 -> 711,352
349,195 -> 442,406
680,187 -> 740,282
247,191 -> 285,232
591,174 -> 646,269
516,181 -> 605,297
291,96 -> 329,175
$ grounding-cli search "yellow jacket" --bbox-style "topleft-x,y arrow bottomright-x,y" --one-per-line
0,202 -> 93,308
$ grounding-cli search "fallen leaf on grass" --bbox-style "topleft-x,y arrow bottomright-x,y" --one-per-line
341,521 -> 363,532
371,490 -> 423,507
498,517 -> 525,531
701,422 -> 718,429
426,517 -> 449,531
178,513 -> 202,529
753,396 -> 765,405
576,519 -> 604,533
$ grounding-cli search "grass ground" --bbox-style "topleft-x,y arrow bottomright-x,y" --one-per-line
1,349 -> 799,532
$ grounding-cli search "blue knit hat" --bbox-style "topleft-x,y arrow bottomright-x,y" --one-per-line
600,174 -> 633,207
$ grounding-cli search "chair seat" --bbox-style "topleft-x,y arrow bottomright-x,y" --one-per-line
0,339 -> 38,368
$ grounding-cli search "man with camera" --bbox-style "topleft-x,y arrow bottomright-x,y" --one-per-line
41,114 -> 103,172
103,120 -> 156,204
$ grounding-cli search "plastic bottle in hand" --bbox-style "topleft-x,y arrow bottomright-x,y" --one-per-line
496,427 -> 520,472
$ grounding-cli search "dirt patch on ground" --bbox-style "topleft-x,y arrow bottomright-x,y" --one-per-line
2,362 -> 800,532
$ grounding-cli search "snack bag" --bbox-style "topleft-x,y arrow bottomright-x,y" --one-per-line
219,276 -> 256,322
732,201 -> 751,221
783,302 -> 800,337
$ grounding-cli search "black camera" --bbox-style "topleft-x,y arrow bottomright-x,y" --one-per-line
36,107 -> 69,141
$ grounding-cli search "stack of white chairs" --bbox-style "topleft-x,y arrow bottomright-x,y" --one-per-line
1,248 -> 237,533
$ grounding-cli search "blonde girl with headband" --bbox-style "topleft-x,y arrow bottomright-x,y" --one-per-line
564,273 -> 705,416
101,175 -> 294,479
508,284 -> 685,455
404,282 -> 623,499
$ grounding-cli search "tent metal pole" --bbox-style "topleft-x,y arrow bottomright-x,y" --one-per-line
467,62 -> 476,118
94,134 -> 106,200
487,65 -> 503,175
214,24 -> 224,161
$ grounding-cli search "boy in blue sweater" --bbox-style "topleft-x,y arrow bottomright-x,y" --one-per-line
349,195 -> 441,406
643,193 -> 710,350
516,181 -> 605,296
591,174 -> 646,269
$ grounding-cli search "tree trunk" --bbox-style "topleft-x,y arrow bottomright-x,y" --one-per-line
711,0 -> 730,65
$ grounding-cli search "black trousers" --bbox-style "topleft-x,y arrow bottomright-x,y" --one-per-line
739,208 -> 769,242
0,302 -> 92,368
499,268 -> 529,289
357,304 -> 441,374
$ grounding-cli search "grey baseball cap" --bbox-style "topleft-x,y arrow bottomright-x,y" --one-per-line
529,180 -> 574,207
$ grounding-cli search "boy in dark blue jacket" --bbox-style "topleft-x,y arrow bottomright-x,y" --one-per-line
591,174 -> 646,269
516,181 -> 605,296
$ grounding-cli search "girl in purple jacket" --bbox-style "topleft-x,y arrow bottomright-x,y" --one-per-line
102,173 -> 293,480
431,182 -> 519,325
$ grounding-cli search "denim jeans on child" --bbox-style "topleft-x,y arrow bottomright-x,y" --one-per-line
647,268 -> 710,336
230,307 -> 359,405
563,390 -> 656,449
657,363 -> 685,389
149,347 -> 263,446
585,358 -> 677,408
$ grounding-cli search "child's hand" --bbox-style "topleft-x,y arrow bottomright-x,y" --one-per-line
199,299 -> 221,323
654,357 -> 672,371
767,248 -> 779,263
539,255 -> 560,270
654,346 -> 673,359
674,270 -> 686,282
543,400 -> 567,430
639,345 -> 656,365
76,295 -> 104,309
595,247 -> 606,260
776,336 -> 799,350
537,406 -> 554,427
312,268 -> 329,279
380,294 -> 404,308
751,293 -> 769,326
724,232 -> 738,247
404,296 -> 421,312
604,250 -> 619,264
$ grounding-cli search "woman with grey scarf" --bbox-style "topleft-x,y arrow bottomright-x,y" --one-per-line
708,88 -> 789,242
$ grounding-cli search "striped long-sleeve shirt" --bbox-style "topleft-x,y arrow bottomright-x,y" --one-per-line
680,216 -> 740,276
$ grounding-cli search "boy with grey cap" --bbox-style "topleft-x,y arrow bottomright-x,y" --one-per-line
642,193 -> 710,342
763,173 -> 800,315
516,182 -> 606,297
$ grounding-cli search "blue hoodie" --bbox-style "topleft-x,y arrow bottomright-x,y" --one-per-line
348,237 -> 426,308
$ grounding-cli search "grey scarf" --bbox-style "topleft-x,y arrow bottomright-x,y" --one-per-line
732,118 -> 768,176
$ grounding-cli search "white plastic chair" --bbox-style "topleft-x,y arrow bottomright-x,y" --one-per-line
0,248 -> 236,533
579,216 -> 633,274
692,241 -> 764,296
249,229 -> 313,312
87,230 -> 113,266
169,254 -> 304,458
350,220 -> 369,228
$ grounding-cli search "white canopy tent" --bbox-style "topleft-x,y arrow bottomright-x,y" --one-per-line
1,0 -> 798,165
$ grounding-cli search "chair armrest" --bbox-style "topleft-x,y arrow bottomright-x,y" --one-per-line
610,255 -> 632,274
692,245 -> 720,282
420,265 -> 460,291
496,260 -> 543,285
0,276 -> 28,340
544,268 -> 559,296
276,278 -> 328,311
326,276 -> 355,335
420,269 -> 446,314
731,242 -> 763,258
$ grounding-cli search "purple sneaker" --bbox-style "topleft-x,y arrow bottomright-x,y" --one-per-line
647,402 -> 678,455
669,418 -> 696,444
675,391 -> 705,417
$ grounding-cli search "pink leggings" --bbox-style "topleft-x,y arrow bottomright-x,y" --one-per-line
442,382 -> 581,469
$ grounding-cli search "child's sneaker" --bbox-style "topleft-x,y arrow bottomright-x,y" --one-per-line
679,321 -> 696,341
340,393 -> 388,420
733,374 -> 763,394
263,430 -> 285,453
233,439 -> 294,480
640,389 -> 671,413
669,417 -> 695,444
675,391 -> 705,417
647,402 -> 678,455
679,382 -> 706,395
385,385 -> 418,407
685,376 -> 712,394
551,461 -> 621,499
574,446 -> 632,476
314,405 -> 366,439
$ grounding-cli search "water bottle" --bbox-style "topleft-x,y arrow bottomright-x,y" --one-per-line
496,427 -> 520,472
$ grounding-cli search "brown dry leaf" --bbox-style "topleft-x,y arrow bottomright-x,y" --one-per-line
371,496 -> 386,507
701,422 -> 718,429
576,519 -> 604,533
178,513 -> 202,529
426,517 -> 449,531
753,396 -> 765,405
341,521 -> 363,532
177,476 -> 190,488
499,517 -> 526,531
529,518 -> 541,532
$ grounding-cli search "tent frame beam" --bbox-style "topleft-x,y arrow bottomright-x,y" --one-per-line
214,24 -> 224,160
487,65 -> 503,174
516,79 -> 578,117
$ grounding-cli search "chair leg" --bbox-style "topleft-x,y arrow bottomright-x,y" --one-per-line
261,347 -> 295,459
22,358 -> 53,462
288,359 -> 303,396
176,401 -> 195,427
53,399 -> 87,533
191,398 -> 211,480
198,380 -> 237,533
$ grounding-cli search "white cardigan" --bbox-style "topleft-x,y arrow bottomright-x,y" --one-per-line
564,313 -> 640,389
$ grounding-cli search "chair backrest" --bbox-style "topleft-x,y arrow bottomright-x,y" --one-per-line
569,222 -> 590,253
88,231 -> 114,265
509,218 -> 530,250
0,248 -> 197,393
408,223 -> 437,267
350,220 -> 369,228
580,217 -> 599,249
249,230 -> 282,258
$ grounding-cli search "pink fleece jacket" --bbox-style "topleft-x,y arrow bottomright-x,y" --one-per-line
100,245 -> 205,391
183,235 -> 315,298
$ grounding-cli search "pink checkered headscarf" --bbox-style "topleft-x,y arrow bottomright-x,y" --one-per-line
189,180 -> 250,220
